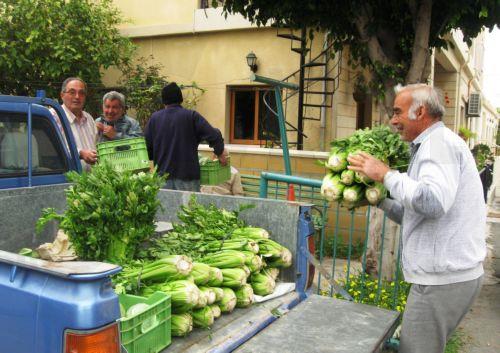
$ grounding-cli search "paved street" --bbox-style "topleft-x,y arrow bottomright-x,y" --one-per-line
458,157 -> 500,353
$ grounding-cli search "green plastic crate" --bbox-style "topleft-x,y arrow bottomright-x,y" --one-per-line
200,158 -> 230,185
97,137 -> 150,173
119,291 -> 171,353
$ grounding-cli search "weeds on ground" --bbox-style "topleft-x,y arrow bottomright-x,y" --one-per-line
323,272 -> 411,313
445,330 -> 466,353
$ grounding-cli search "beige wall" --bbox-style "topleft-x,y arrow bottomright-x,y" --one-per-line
434,30 -> 499,145
107,0 -> 362,153
116,0 -> 197,27
108,1 -> 497,153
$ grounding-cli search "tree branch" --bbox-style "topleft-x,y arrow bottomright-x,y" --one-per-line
405,0 -> 432,83
354,3 -> 391,66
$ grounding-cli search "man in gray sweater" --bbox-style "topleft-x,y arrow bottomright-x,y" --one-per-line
348,83 -> 486,353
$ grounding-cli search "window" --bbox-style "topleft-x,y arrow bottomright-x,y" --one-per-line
0,112 -> 68,177
229,87 -> 281,145
200,0 -> 223,9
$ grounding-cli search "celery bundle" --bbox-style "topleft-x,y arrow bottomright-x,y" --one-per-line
321,125 -> 409,209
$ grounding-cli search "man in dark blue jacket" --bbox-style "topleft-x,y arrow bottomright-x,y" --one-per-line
145,82 -> 228,191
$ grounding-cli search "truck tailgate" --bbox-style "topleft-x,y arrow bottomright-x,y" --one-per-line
235,294 -> 399,353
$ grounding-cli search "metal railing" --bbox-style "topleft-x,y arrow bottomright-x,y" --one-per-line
248,172 -> 409,312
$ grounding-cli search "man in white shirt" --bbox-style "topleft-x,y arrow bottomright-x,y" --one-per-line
53,77 -> 97,171
348,84 -> 486,353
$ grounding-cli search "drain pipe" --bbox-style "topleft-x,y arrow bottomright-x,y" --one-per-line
319,32 -> 329,150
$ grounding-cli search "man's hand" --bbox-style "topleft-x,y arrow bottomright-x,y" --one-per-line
102,125 -> 116,139
217,149 -> 229,166
96,122 -> 105,132
347,152 -> 390,183
80,149 -> 98,165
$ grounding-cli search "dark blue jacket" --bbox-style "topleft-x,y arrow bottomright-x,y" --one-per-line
145,105 -> 224,180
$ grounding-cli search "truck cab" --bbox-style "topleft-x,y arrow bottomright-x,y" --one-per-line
0,95 -> 81,189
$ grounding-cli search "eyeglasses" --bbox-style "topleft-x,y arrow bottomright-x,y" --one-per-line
64,89 -> 86,97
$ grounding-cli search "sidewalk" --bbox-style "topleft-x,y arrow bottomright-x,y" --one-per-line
458,166 -> 500,353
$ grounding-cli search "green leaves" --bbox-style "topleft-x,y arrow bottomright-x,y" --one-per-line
0,0 -> 134,97
37,163 -> 165,264
119,59 -> 206,128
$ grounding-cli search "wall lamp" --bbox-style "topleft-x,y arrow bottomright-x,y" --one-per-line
246,51 -> 258,73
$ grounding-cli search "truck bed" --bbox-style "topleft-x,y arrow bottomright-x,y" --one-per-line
164,292 -> 301,353
0,185 -> 399,353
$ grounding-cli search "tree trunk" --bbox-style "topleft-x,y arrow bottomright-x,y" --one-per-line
406,0 -> 432,83
364,207 -> 400,281
357,2 -> 433,281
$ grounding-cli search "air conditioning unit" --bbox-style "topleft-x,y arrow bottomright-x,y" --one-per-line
467,93 -> 481,117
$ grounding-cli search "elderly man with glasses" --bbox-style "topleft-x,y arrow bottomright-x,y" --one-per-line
95,91 -> 142,142
52,77 -> 97,171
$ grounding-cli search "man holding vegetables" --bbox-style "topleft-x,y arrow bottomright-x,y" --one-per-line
348,84 -> 486,353
145,82 -> 228,192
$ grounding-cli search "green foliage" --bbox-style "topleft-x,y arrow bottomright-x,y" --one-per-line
458,126 -> 477,141
329,272 -> 411,313
471,143 -> 494,170
0,0 -> 134,97
444,331 -> 466,353
330,125 -> 410,171
36,164 -> 165,263
120,58 -> 206,127
145,195 -> 252,260
220,1 -> 500,99
316,235 -> 365,259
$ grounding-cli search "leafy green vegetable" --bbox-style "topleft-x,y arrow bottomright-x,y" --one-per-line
220,268 -> 248,288
218,288 -> 237,313
235,284 -> 254,308
365,182 -> 388,205
36,163 -> 165,263
320,174 -> 345,201
192,306 -> 215,328
249,272 -> 276,296
321,125 -> 409,209
171,313 -> 193,337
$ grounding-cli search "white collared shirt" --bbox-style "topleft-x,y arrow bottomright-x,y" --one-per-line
51,105 -> 97,171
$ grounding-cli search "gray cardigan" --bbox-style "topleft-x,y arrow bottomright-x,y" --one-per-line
380,122 -> 486,285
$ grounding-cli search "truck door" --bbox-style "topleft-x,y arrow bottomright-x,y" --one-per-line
0,104 -> 75,188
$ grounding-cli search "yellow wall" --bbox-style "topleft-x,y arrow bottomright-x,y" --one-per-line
115,0 -> 197,27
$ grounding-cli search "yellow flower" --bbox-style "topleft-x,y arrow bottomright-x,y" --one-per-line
369,293 -> 375,299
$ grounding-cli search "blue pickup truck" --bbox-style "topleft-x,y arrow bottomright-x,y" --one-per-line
0,95 -> 399,353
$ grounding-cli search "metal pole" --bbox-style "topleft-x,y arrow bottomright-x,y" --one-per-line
250,73 -> 298,90
27,103 -> 33,187
297,27 -> 307,150
250,74 -> 298,176
274,87 -> 292,175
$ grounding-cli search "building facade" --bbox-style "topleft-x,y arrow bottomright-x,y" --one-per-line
106,0 -> 498,178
